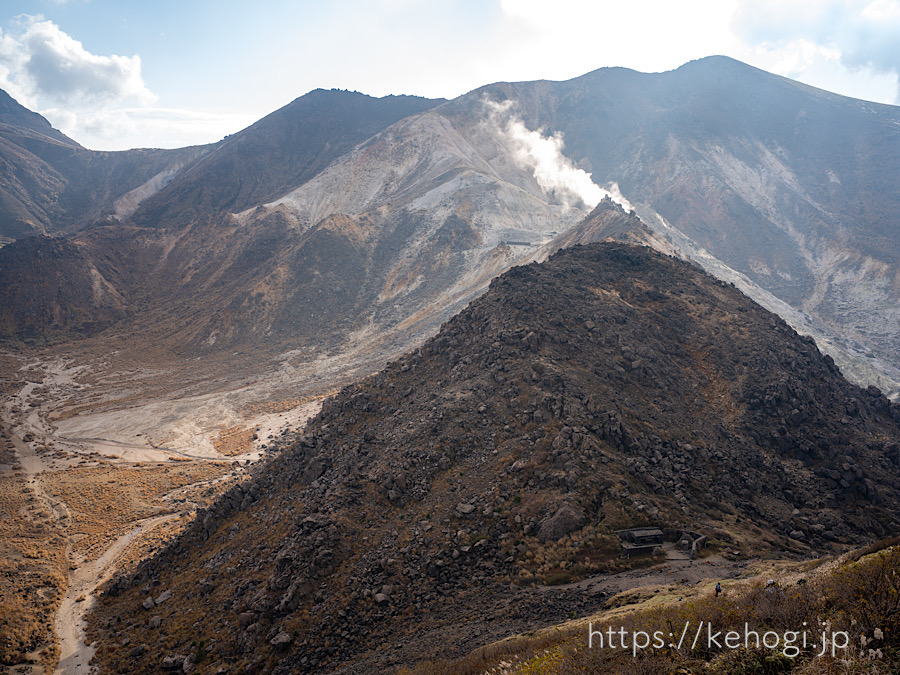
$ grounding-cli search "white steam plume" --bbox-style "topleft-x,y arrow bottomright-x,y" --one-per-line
486,99 -> 633,213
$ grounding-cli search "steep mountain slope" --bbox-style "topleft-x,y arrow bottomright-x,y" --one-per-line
541,199 -> 900,398
445,56 -> 900,392
129,90 -> 443,229
0,90 -> 82,240
0,89 -> 77,145
0,235 -> 125,340
92,243 -> 900,674
155,107 -> 584,354
0,89 -> 204,240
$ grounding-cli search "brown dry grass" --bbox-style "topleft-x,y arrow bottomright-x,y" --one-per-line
404,541 -> 900,674
44,463 -> 231,562
212,425 -> 256,457
242,392 -> 337,416
0,473 -> 68,668
0,458 -> 233,670
213,393 -> 338,456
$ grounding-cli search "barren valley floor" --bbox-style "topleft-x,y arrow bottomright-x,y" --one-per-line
0,343 -> 331,674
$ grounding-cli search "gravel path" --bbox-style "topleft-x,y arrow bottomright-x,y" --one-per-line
54,513 -> 179,675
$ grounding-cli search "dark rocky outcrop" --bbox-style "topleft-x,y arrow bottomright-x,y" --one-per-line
93,242 -> 900,674
537,506 -> 586,542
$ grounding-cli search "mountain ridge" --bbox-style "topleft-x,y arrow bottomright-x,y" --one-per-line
0,88 -> 81,147
90,241 -> 900,673
128,89 -> 444,229
0,56 -> 897,462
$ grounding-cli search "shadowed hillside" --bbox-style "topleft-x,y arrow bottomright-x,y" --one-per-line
90,243 -> 900,673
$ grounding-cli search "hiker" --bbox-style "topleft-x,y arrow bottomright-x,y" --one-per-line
715,582 -> 722,597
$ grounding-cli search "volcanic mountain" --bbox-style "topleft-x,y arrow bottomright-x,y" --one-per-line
91,242 -> 900,674
1,56 -> 898,401
440,56 -> 900,394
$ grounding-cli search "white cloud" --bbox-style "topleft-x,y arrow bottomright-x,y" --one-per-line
732,0 -> 900,103
22,19 -> 153,104
0,14 -> 256,151
0,16 -> 153,106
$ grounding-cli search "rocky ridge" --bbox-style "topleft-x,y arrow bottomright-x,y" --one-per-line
91,242 -> 900,673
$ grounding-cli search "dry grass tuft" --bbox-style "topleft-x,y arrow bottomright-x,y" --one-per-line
402,540 -> 900,674
0,474 -> 68,668
212,425 -> 256,457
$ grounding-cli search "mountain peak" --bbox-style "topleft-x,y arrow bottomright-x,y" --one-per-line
0,88 -> 81,147
91,241 -> 900,673
541,197 -> 677,257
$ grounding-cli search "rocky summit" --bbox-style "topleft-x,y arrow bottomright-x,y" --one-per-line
92,243 -> 900,673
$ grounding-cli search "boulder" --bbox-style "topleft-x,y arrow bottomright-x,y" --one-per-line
271,630 -> 293,649
161,654 -> 186,670
537,505 -> 585,542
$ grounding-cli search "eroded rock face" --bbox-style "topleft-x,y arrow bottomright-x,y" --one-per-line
95,243 -> 900,674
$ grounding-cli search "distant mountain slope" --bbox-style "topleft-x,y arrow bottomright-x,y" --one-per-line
0,88 -> 440,242
444,56 -> 900,392
0,235 -> 125,340
0,88 -> 203,240
92,243 -> 900,673
0,89 -> 79,146
128,90 -> 444,228
0,91 -> 81,239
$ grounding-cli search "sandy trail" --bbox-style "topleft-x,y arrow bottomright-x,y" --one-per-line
53,513 -> 178,675
572,555 -> 746,599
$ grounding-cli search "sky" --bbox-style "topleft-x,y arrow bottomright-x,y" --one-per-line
1,0 -> 898,151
